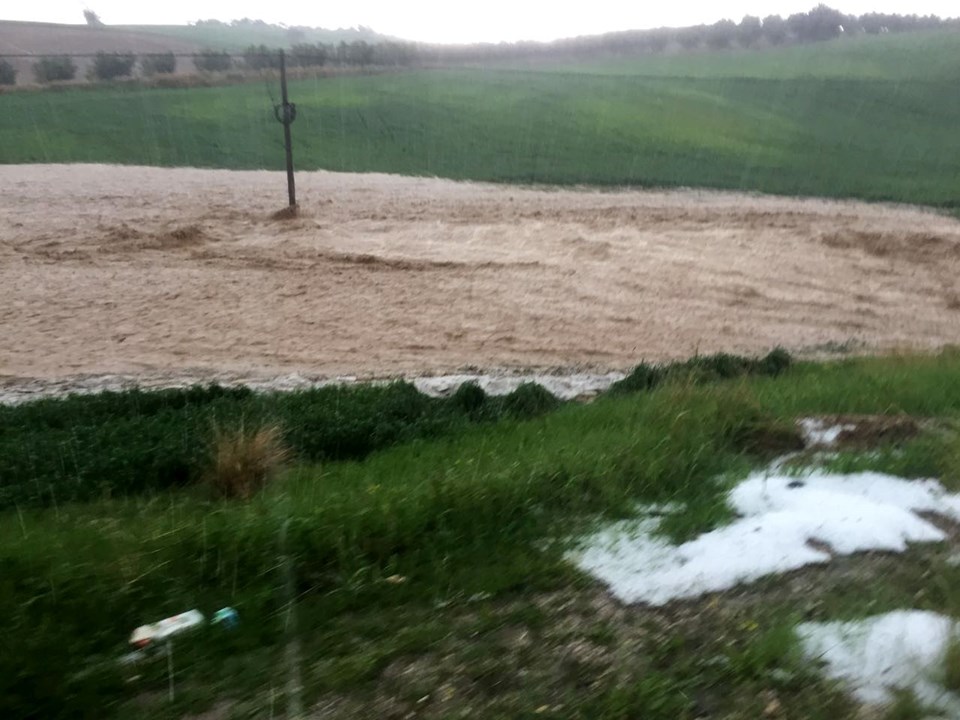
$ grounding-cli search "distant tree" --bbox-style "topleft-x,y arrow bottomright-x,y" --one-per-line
372,41 -> 419,66
141,52 -> 176,76
91,52 -> 136,80
787,5 -> 845,42
646,30 -> 670,53
860,13 -> 886,34
762,15 -> 788,45
291,43 -> 329,67
83,9 -> 104,27
706,19 -> 737,50
0,59 -> 16,86
33,56 -> 77,83
676,26 -> 706,51
346,40 -> 375,67
193,49 -> 232,72
737,15 -> 763,47
243,44 -> 281,70
287,27 -> 306,43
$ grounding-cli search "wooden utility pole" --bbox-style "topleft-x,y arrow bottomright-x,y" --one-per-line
276,49 -> 297,208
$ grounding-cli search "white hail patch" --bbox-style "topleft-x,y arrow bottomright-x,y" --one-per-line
570,470 -> 960,606
799,611 -> 960,714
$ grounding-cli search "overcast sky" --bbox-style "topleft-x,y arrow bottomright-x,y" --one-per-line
4,1 -> 957,43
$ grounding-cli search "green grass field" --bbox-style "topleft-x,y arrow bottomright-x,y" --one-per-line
4,351 -> 960,718
2,30 -> 959,206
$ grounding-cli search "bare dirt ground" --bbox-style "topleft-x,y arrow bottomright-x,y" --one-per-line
1,164 -> 959,395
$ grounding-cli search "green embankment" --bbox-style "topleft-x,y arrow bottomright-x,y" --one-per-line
3,350 -> 960,718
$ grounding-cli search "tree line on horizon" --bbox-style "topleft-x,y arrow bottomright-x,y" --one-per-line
1,4 -> 957,87
256,5 -> 960,68
422,4 -> 958,63
249,6 -> 960,69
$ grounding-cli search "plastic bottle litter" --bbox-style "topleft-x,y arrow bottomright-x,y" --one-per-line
129,609 -> 205,648
212,607 -> 239,629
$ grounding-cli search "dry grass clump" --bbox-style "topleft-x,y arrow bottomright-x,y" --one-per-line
207,422 -> 291,499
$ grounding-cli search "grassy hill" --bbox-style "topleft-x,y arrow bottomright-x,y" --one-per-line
2,30 -> 959,206
116,22 -> 390,51
0,19 -> 389,58
541,28 -> 960,80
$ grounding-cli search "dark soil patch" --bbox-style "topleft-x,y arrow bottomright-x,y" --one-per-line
271,204 -> 300,221
821,230 -> 959,265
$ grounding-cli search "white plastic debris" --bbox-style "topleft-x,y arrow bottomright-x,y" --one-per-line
129,609 -> 205,648
799,418 -> 856,447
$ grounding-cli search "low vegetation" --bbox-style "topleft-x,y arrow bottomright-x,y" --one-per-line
0,353 -> 785,511
91,52 -> 136,81
0,376 -> 587,509
140,52 -> 176,76
32,55 -> 77,83
193,48 -> 233,73
2,350 -> 959,718
0,59 -> 15,86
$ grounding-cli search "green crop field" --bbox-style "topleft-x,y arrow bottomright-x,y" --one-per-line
2,30 -> 959,206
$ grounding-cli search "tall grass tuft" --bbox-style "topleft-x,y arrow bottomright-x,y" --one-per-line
943,631 -> 960,692
206,422 -> 290,499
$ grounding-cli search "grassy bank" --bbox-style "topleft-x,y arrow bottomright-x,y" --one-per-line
2,31 -> 960,206
2,350 -> 960,718
0,352 -> 791,510
0,380 -> 564,509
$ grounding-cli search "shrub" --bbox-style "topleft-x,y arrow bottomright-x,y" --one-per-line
609,349 -> 792,395
141,51 -> 176,76
206,423 -> 290,499
193,49 -> 232,72
91,52 -> 136,81
500,382 -> 561,419
0,60 -> 16,86
451,381 -> 488,416
33,55 -> 77,83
